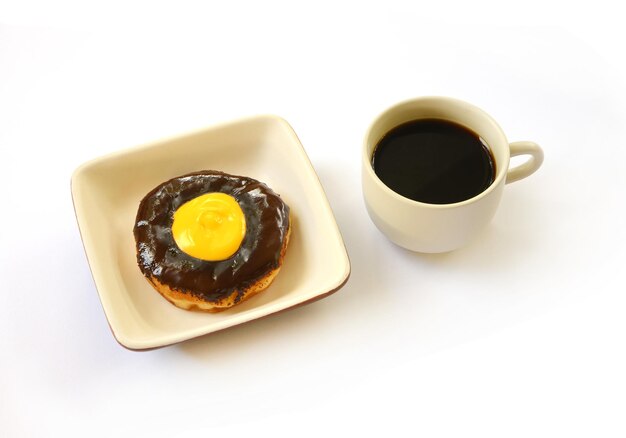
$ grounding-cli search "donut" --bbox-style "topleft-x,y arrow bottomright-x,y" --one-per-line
133,170 -> 291,312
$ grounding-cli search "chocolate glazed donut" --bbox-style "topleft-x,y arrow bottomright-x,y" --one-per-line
134,171 -> 291,311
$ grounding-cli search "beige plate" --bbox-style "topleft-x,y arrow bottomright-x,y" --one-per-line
71,115 -> 350,350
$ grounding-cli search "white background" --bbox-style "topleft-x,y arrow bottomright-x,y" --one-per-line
1,1 -> 625,436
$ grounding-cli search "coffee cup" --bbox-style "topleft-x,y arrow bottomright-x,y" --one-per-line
362,96 -> 544,253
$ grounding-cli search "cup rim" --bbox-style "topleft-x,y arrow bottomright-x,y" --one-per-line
363,96 -> 510,209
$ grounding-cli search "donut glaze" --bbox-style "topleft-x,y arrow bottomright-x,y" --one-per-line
134,171 -> 290,303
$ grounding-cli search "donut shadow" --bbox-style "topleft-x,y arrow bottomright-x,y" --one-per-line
175,161 -> 391,360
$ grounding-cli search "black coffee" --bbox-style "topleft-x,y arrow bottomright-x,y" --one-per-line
372,119 -> 496,204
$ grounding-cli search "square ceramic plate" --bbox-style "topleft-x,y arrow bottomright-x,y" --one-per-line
71,115 -> 350,350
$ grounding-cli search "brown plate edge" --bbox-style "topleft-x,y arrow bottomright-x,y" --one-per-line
118,267 -> 351,352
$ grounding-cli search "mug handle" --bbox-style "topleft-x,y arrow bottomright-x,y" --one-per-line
506,141 -> 544,184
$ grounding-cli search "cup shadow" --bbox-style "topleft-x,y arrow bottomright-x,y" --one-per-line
409,186 -> 545,272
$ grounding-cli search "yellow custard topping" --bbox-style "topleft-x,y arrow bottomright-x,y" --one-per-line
172,193 -> 246,261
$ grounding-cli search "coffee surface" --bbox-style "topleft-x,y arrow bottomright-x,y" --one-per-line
372,119 -> 495,204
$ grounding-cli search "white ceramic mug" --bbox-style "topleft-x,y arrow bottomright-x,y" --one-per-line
362,96 -> 544,253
